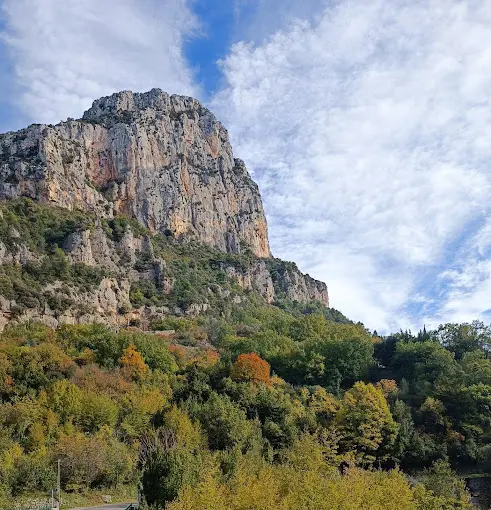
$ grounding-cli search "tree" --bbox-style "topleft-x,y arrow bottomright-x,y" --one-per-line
48,379 -> 82,424
161,406 -> 203,450
440,383 -> 491,439
120,387 -> 168,440
140,429 -> 204,507
420,459 -> 471,508
375,379 -> 399,400
120,344 -> 148,380
167,463 -> 227,510
76,390 -> 119,433
336,382 -> 398,464
198,393 -> 262,452
289,314 -> 328,342
0,352 -> 13,397
418,397 -> 449,435
301,335 -> 374,391
303,386 -> 340,426
131,334 -> 178,373
391,341 -> 458,399
231,353 -> 270,385
391,399 -> 415,464
54,431 -> 134,490
437,321 -> 491,360
9,342 -> 74,394
460,350 -> 491,385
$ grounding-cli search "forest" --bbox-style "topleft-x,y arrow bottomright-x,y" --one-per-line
0,199 -> 489,509
1,310 -> 490,508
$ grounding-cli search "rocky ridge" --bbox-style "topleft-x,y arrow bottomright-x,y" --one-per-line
0,217 -> 328,330
0,90 -> 329,330
0,89 -> 270,257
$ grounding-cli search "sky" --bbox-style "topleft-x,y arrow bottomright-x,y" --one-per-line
1,0 -> 491,333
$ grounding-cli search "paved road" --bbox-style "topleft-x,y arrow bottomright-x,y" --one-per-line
70,501 -> 136,510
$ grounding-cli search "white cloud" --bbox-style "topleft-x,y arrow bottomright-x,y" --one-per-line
1,0 -> 198,124
233,0 -> 328,43
213,0 -> 491,331
434,218 -> 491,323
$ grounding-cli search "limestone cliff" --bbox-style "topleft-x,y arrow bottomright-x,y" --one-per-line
0,89 -> 270,257
0,89 -> 330,330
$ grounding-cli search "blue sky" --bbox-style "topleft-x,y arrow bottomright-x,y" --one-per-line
1,0 -> 491,332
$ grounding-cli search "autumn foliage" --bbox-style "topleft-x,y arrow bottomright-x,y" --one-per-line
120,344 -> 148,380
230,352 -> 271,384
375,379 -> 399,398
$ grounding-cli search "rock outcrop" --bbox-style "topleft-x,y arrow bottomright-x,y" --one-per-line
0,89 -> 270,257
266,261 -> 330,305
223,260 -> 329,306
60,226 -> 329,308
0,222 -> 329,330
0,89 -> 330,331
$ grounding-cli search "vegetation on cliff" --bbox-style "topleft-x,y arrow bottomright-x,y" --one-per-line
0,199 -> 332,324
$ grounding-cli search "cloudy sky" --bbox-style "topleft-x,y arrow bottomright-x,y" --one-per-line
1,0 -> 490,332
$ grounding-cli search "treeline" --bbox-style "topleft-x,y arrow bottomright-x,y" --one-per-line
1,309 -> 487,508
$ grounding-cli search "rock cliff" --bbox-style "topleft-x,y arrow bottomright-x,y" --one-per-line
0,89 -> 330,330
0,89 -> 270,257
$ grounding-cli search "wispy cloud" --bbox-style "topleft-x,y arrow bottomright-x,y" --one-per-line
232,0 -> 328,42
1,0 -> 198,124
213,0 -> 491,331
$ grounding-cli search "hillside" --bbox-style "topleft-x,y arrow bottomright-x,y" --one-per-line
0,91 -> 486,510
0,317 -> 485,509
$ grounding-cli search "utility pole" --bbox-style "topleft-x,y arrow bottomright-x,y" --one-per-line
56,459 -> 61,508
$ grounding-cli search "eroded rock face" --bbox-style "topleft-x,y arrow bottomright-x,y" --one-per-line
222,260 -> 329,307
275,266 -> 330,305
0,89 -> 271,258
0,89 -> 330,331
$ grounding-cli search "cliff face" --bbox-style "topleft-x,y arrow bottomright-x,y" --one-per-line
0,89 -> 330,330
0,89 -> 270,258
223,260 -> 329,306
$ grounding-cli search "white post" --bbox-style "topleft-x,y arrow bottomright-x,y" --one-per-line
57,459 -> 61,508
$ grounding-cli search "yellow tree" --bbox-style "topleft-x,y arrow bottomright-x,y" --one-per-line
375,379 -> 399,399
336,382 -> 398,464
120,344 -> 148,380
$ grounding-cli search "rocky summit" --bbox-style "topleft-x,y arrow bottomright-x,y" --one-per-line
0,89 -> 329,330
0,89 -> 270,258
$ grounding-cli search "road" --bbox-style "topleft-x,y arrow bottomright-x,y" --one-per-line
70,502 -> 136,510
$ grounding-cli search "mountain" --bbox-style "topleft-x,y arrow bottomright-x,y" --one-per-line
0,89 -> 329,330
0,89 -> 270,257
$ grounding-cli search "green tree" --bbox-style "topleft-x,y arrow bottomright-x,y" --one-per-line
76,391 -> 119,433
392,341 -> 458,401
48,379 -> 82,424
420,459 -> 471,508
140,429 -> 204,507
336,382 -> 398,464
437,321 -> 491,360
197,393 -> 262,452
